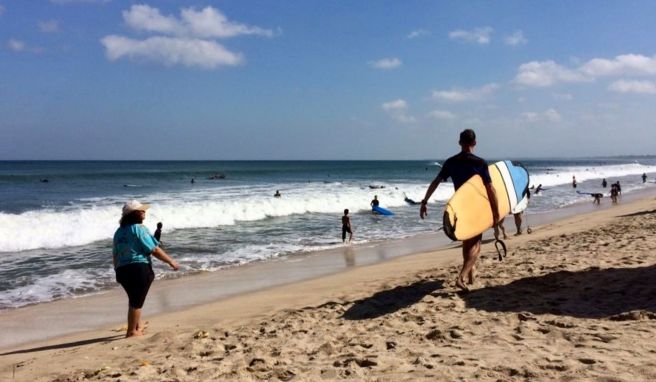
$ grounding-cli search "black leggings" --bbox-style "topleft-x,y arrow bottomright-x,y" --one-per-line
116,263 -> 155,309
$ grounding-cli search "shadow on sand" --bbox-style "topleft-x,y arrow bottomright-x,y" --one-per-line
0,335 -> 123,356
462,265 -> 656,319
342,280 -> 444,320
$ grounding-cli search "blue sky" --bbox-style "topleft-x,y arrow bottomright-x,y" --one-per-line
2,1 -> 656,160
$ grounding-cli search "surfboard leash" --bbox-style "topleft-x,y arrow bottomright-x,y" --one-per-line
494,239 -> 507,261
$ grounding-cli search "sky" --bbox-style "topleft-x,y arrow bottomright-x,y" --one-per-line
2,1 -> 656,160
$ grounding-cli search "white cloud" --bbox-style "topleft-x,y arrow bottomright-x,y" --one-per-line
431,83 -> 499,102
427,110 -> 456,121
38,20 -> 60,33
515,54 -> 656,88
553,93 -> 573,100
103,4 -> 274,69
100,35 -> 243,69
608,80 -> 656,94
381,99 -> 416,123
123,4 -> 274,38
514,60 -> 588,87
579,54 -> 656,77
369,57 -> 402,70
6,38 -> 42,53
7,39 -> 25,51
504,30 -> 527,46
449,27 -> 493,44
521,108 -> 562,123
407,29 -> 429,39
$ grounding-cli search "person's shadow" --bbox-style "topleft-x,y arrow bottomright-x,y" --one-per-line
0,335 -> 122,356
342,280 -> 444,320
461,265 -> 656,319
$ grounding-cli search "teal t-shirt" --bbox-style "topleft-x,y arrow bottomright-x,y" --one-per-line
113,224 -> 159,269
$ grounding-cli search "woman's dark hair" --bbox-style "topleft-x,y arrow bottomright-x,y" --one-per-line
120,211 -> 144,227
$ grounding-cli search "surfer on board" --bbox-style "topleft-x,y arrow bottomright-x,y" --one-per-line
419,129 -> 500,292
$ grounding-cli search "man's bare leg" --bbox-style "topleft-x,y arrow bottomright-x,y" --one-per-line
458,236 -> 481,290
126,307 -> 144,338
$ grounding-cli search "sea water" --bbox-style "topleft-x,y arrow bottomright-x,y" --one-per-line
1,158 -> 655,309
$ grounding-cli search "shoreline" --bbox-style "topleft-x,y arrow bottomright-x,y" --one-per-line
1,192 -> 656,379
1,187 -> 655,352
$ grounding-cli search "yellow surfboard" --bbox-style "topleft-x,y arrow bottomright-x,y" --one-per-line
443,161 -> 529,241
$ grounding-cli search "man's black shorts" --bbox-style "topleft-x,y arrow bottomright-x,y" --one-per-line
115,262 -> 155,309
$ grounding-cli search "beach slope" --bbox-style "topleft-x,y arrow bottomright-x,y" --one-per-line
2,197 -> 656,381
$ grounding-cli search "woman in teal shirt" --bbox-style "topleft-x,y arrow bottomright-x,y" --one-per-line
113,200 -> 179,338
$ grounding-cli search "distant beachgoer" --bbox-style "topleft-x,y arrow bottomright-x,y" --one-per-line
341,209 -> 353,243
420,129 -> 499,291
403,193 -> 420,205
499,212 -> 524,238
592,193 -> 602,205
602,178 -> 607,188
113,200 -> 179,338
513,212 -> 523,235
274,190 -> 281,198
191,178 -> 195,184
642,173 -> 647,183
616,181 -> 622,195
154,222 -> 163,241
572,176 -> 577,188
610,184 -> 619,203
497,218 -> 510,240
370,195 -> 379,207
535,184 -> 543,194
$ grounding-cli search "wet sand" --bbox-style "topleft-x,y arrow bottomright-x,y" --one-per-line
1,192 -> 656,380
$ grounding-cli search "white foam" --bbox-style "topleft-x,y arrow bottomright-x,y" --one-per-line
529,163 -> 656,188
0,182 -> 452,253
0,268 -> 112,309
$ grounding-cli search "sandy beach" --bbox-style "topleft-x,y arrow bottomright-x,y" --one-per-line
2,195 -> 656,381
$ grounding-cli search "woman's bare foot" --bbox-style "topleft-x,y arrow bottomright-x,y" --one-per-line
125,329 -> 144,338
136,320 -> 149,333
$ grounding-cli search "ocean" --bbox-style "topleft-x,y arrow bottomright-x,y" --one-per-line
1,158 -> 655,310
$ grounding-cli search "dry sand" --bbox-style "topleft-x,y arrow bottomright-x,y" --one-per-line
2,197 -> 656,381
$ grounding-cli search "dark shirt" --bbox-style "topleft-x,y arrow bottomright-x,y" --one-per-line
437,152 -> 491,190
154,229 -> 162,241
371,199 -> 379,207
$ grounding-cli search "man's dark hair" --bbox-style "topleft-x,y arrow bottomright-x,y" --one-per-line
344,209 -> 349,214
459,129 -> 476,145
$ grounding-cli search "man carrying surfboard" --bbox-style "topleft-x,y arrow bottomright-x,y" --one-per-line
420,129 -> 500,291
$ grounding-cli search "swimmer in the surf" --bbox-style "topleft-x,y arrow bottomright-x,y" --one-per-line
274,190 -> 281,198
370,195 -> 379,207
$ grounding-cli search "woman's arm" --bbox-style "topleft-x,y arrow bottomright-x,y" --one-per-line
151,246 -> 179,270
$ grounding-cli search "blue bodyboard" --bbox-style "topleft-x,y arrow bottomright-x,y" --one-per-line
372,205 -> 394,216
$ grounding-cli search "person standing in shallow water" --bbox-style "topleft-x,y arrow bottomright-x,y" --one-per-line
572,176 -> 577,188
420,129 -> 500,291
642,173 -> 647,183
154,222 -> 163,242
113,200 -> 179,338
341,209 -> 353,243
